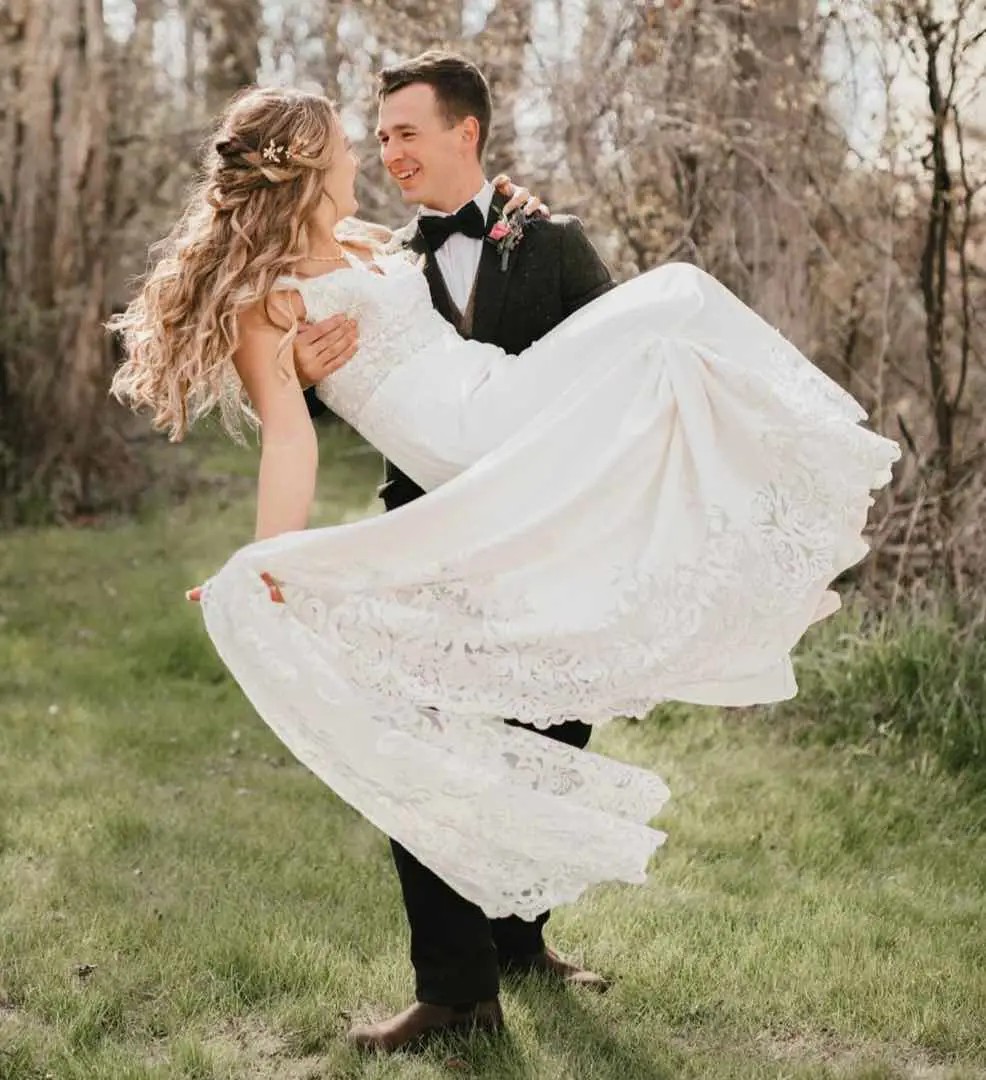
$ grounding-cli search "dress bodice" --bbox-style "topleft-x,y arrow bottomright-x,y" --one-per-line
277,251 -> 457,425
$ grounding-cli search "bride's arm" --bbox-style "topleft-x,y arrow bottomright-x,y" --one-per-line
234,299 -> 318,540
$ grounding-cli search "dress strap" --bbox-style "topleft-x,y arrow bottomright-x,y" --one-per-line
273,274 -> 306,291
344,248 -> 387,276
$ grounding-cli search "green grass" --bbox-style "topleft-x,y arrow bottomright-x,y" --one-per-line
1,425 -> 985,1079
782,606 -> 986,783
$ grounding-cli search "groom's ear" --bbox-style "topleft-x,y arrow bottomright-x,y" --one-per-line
459,115 -> 482,158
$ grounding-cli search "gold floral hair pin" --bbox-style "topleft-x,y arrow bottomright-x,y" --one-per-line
262,140 -> 288,164
259,139 -> 318,167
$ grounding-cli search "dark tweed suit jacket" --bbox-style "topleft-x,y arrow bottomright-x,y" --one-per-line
307,190 -> 615,510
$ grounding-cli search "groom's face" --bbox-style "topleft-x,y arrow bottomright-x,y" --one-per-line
377,83 -> 479,209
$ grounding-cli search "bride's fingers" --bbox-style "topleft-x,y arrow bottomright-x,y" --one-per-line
502,185 -> 532,214
491,173 -> 512,192
186,578 -> 283,604
259,571 -> 285,604
503,187 -> 550,218
524,195 -> 550,219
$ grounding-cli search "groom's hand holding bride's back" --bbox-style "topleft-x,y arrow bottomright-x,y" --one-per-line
294,313 -> 359,388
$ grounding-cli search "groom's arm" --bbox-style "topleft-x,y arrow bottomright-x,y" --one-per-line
558,217 -> 615,317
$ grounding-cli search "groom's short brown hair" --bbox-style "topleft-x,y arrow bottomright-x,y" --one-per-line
377,51 -> 492,159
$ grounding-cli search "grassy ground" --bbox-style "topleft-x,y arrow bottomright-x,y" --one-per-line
1,425 -> 984,1080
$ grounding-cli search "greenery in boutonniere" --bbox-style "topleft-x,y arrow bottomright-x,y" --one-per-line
485,207 -> 527,272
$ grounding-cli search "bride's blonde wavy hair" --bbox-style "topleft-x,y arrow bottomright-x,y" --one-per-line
110,86 -> 376,441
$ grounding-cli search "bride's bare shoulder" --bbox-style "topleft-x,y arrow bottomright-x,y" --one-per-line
238,289 -> 307,337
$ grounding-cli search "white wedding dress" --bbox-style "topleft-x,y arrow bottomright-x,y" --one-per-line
200,248 -> 899,919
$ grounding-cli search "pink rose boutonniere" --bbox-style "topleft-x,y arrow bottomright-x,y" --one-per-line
486,209 -> 527,272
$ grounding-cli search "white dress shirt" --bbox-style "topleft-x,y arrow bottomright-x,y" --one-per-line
418,180 -> 494,313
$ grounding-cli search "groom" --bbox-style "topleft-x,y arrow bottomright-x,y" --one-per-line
296,50 -> 615,1052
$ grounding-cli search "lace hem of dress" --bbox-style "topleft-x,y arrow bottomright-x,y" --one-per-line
201,564 -> 671,920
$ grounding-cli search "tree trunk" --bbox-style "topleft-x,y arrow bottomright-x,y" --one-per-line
0,0 -> 117,521
204,0 -> 261,113
319,1 -> 344,105
727,0 -> 810,319
481,0 -> 532,179
368,0 -> 463,45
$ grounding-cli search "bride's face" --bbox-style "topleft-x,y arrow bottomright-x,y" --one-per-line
321,119 -> 360,221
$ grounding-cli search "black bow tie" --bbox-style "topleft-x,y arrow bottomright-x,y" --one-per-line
418,201 -> 488,252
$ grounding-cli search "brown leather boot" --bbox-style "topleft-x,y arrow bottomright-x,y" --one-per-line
346,998 -> 505,1053
501,946 -> 611,992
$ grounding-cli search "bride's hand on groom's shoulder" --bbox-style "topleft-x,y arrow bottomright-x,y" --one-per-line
493,175 -> 550,220
294,313 -> 359,389
185,573 -> 284,605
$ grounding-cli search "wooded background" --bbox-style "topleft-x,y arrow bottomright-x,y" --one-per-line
1,0 -> 983,598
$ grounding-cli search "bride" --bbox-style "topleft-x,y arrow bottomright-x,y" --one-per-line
111,86 -> 899,920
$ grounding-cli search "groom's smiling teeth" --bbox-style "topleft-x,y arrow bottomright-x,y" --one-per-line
395,168 -> 420,182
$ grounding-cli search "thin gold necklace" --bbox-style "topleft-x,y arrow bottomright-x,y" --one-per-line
306,243 -> 347,264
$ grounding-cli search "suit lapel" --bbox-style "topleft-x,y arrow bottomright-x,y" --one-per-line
400,219 -> 460,326
423,256 -> 460,325
470,192 -> 516,345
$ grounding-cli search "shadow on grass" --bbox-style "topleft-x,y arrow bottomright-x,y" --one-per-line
507,977 -> 679,1080
418,1024 -> 534,1080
